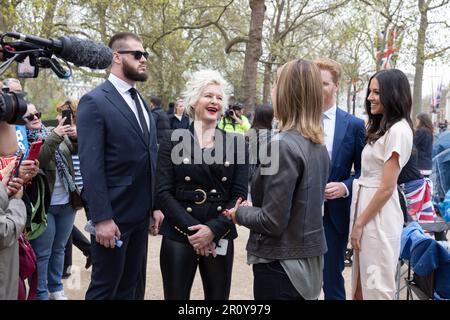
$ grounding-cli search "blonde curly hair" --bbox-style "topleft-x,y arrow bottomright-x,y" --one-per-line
182,69 -> 231,119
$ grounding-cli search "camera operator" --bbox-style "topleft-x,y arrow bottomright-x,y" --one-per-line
2,79 -> 39,184
218,103 -> 251,134
3,78 -> 23,93
0,122 -> 27,300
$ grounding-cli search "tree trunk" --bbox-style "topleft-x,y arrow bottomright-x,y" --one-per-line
346,82 -> 352,114
262,0 -> 285,105
412,0 -> 428,116
262,58 -> 273,104
240,0 -> 265,113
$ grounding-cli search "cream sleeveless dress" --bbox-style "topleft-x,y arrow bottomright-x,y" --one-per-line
349,119 -> 413,300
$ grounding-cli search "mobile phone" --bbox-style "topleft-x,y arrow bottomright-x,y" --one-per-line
26,140 -> 43,161
9,151 -> 24,182
61,109 -> 72,126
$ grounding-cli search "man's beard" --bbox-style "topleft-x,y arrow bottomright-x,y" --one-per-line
123,60 -> 148,82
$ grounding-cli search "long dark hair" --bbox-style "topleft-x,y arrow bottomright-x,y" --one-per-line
416,112 -> 434,135
252,104 -> 274,130
365,69 -> 413,144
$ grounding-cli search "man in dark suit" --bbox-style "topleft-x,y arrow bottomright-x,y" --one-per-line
77,32 -> 158,300
315,58 -> 365,300
149,96 -> 171,144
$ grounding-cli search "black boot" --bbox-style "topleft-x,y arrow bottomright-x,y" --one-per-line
85,254 -> 92,269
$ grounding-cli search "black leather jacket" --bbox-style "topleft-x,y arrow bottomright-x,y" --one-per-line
156,125 -> 248,244
237,129 -> 330,259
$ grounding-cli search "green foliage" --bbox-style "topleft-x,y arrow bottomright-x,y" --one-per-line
2,0 -> 449,113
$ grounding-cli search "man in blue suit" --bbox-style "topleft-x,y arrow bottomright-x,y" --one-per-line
315,58 -> 365,300
77,32 -> 158,299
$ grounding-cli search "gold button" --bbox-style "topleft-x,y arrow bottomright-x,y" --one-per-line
217,206 -> 222,212
183,158 -> 190,164
224,161 -> 230,167
221,177 -> 227,182
211,189 -> 217,193
186,207 -> 193,213
185,176 -> 191,182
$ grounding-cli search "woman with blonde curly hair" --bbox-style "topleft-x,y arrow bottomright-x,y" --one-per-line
155,69 -> 248,300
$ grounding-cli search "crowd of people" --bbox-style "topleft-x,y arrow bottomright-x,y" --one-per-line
1,31 -> 449,301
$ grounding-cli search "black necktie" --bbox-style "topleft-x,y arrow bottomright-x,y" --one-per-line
129,88 -> 149,144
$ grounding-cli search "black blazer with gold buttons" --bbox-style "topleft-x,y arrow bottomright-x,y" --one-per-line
156,124 -> 248,243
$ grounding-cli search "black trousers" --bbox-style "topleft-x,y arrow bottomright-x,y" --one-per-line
64,225 -> 91,268
160,236 -> 234,300
253,261 -> 305,300
85,218 -> 149,300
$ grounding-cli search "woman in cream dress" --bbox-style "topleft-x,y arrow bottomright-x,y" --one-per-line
350,69 -> 413,300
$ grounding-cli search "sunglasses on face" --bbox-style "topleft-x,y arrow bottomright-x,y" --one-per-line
23,112 -> 42,121
117,50 -> 149,60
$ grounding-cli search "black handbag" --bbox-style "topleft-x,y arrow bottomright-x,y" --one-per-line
70,186 -> 84,210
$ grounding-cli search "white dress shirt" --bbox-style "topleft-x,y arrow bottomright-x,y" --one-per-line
323,105 -> 349,198
323,105 -> 336,161
108,73 -> 150,131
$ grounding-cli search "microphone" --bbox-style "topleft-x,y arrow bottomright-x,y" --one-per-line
5,32 -> 112,69
58,36 -> 112,70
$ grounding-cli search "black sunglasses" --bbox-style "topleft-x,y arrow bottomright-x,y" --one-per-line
23,112 -> 42,121
117,50 -> 149,60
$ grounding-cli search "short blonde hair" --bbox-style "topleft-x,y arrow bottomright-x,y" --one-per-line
182,69 -> 230,119
314,57 -> 342,84
274,59 -> 324,144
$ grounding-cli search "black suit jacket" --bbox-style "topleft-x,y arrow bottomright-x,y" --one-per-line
156,125 -> 248,243
77,80 -> 158,224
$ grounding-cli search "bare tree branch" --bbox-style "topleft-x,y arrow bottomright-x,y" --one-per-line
424,45 -> 450,60
144,0 -> 234,54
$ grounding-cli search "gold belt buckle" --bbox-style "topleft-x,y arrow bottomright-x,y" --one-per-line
194,189 -> 207,205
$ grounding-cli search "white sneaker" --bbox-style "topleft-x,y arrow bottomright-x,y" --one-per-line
48,290 -> 68,300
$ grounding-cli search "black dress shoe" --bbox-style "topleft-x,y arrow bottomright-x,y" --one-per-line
85,255 -> 92,269
62,266 -> 72,279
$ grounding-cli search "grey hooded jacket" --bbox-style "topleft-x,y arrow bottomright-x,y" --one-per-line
0,183 -> 26,300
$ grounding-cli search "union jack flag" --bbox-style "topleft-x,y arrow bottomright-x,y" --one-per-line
404,179 -> 436,223
376,29 -> 397,69
435,83 -> 443,109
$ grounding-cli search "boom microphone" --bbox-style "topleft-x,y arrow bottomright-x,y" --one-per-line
57,36 -> 112,69
5,32 -> 112,69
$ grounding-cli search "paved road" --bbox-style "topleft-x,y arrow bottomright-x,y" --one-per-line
65,211 -> 416,300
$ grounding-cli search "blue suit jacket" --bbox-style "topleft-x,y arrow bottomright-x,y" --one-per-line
324,107 -> 365,235
77,80 -> 158,224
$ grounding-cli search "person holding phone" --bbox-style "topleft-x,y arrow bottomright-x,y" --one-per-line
24,102 -> 78,300
54,100 -> 92,279
0,123 -> 27,300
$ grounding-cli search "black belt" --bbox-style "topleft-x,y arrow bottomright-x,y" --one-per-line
175,188 -> 225,204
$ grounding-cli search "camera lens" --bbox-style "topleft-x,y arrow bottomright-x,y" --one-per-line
0,92 -> 28,124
